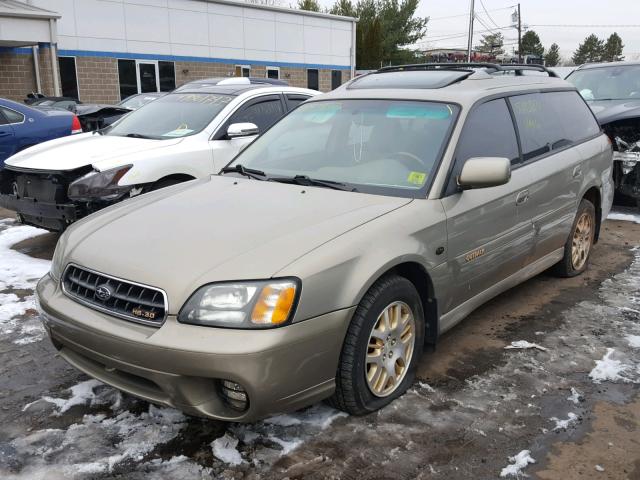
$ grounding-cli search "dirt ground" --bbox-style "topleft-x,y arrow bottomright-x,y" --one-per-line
0,206 -> 639,479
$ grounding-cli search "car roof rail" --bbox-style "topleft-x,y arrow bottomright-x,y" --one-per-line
377,62 -> 559,78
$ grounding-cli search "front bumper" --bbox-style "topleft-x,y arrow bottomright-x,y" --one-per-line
36,273 -> 354,422
0,193 -> 78,230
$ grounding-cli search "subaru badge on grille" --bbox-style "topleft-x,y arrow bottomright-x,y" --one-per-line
95,285 -> 112,301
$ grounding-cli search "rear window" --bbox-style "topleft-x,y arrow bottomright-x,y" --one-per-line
509,91 -> 599,162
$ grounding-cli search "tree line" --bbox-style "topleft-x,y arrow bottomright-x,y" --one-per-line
297,0 -> 625,69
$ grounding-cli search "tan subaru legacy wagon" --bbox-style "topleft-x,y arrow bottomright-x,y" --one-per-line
37,65 -> 614,422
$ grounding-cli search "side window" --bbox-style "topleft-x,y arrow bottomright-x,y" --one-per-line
447,98 -> 519,195
542,91 -> 600,143
0,107 -> 25,124
230,96 -> 284,133
509,93 -> 569,161
285,94 -> 311,111
0,110 -> 8,126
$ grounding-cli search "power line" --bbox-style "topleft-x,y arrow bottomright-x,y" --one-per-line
479,0 -> 502,29
530,24 -> 640,28
428,5 -> 515,22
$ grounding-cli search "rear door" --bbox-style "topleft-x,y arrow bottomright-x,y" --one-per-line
440,98 -> 534,314
508,91 -> 601,262
0,108 -> 17,165
210,94 -> 286,170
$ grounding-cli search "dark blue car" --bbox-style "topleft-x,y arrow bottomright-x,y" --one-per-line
0,98 -> 82,167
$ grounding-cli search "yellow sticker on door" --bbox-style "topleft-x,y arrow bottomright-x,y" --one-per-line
407,171 -> 427,185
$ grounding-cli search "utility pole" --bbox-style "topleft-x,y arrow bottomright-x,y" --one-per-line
467,0 -> 475,62
517,3 -> 522,63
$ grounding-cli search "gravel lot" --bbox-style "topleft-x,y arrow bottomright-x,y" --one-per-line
0,206 -> 639,479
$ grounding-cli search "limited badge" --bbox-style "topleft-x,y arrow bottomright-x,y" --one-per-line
407,171 -> 427,185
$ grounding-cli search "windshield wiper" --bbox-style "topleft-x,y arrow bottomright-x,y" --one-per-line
220,164 -> 269,181
124,133 -> 154,139
272,175 -> 357,192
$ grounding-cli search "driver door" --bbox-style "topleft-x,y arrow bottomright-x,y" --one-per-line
210,94 -> 286,171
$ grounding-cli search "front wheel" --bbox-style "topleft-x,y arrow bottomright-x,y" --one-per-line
328,275 -> 425,415
552,199 -> 596,277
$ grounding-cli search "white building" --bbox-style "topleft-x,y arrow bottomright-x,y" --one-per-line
0,0 -> 357,102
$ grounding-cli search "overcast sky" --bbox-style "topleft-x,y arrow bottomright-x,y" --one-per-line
318,0 -> 640,62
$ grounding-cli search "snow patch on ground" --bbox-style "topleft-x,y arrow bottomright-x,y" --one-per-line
500,450 -> 536,477
627,335 -> 640,348
0,221 -> 51,344
211,434 -> 244,466
567,387 -> 583,405
589,348 -> 631,383
608,212 -> 640,224
23,379 -> 103,415
504,340 -> 548,352
550,412 -> 578,431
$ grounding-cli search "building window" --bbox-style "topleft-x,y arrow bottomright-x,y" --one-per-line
59,57 -> 79,100
235,65 -> 251,77
118,59 -> 137,100
307,69 -> 319,90
266,66 -> 280,80
159,61 -> 175,91
331,70 -> 342,90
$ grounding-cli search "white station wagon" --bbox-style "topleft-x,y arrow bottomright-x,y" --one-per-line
0,78 -> 317,230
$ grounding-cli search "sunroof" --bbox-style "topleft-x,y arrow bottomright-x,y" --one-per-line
349,70 -> 471,90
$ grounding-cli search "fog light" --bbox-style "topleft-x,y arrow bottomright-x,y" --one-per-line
220,380 -> 249,411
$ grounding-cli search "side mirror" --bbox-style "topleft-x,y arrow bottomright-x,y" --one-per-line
458,157 -> 511,190
227,122 -> 259,139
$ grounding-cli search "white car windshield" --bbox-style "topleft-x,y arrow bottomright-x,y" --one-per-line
228,99 -> 458,196
107,92 -> 233,139
567,65 -> 640,101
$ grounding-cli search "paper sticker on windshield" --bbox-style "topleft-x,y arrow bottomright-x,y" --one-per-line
407,171 -> 427,185
387,104 -> 453,120
163,125 -> 194,137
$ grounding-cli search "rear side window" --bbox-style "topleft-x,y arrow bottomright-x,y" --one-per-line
285,94 -> 311,111
0,107 -> 25,124
446,98 -> 519,195
542,91 -> 600,142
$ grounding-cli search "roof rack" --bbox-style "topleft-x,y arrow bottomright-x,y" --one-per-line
377,63 -> 559,78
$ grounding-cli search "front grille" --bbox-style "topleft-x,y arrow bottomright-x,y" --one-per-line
62,264 -> 167,326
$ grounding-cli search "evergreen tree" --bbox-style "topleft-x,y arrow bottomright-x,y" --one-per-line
520,30 -> 544,57
297,0 -> 321,12
330,0 -> 356,16
544,43 -> 561,67
572,34 -> 604,65
603,32 -> 624,62
475,32 -> 504,56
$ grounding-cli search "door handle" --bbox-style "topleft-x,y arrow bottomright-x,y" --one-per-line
573,166 -> 582,178
516,189 -> 530,205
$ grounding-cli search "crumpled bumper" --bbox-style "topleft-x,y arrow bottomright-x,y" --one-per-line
0,193 -> 78,230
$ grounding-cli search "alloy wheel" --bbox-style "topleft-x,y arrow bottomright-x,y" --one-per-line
571,212 -> 593,270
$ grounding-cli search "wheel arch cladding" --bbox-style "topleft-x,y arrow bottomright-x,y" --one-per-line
582,186 -> 601,243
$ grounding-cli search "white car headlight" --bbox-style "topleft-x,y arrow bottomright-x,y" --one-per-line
178,279 -> 300,329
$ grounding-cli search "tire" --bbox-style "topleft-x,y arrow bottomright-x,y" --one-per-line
328,274 -> 425,415
552,199 -> 596,277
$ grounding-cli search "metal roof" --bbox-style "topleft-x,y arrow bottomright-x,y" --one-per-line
202,0 -> 357,23
0,0 -> 60,19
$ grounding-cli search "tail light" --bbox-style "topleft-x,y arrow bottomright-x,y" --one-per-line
71,115 -> 83,134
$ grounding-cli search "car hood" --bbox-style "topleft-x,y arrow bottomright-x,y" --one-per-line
63,175 -> 412,313
4,133 -> 183,171
587,99 -> 640,125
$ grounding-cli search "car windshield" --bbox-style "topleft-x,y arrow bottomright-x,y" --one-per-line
118,94 -> 160,110
106,92 -> 233,139
567,65 -> 640,101
228,99 -> 458,197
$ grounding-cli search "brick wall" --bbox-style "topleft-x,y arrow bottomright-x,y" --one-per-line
75,57 -> 120,103
0,52 -> 36,102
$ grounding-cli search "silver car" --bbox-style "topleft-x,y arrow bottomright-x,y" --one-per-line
37,66 -> 614,422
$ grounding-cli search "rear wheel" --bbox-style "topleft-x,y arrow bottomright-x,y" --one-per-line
328,275 -> 424,415
552,199 -> 596,277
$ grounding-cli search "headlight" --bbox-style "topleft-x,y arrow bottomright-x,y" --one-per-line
178,279 -> 300,329
68,165 -> 133,201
